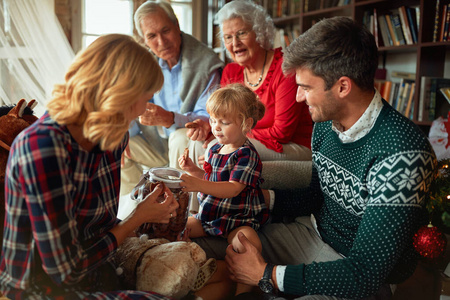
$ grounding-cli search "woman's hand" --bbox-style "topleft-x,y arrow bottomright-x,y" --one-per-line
135,183 -> 179,224
112,183 -> 178,245
225,232 -> 267,286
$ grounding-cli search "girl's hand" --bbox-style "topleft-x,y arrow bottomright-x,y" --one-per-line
179,173 -> 203,193
135,183 -> 179,224
178,153 -> 197,173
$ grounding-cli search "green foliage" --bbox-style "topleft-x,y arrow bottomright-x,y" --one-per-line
425,159 -> 450,228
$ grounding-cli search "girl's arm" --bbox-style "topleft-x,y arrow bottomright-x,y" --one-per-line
180,173 -> 245,198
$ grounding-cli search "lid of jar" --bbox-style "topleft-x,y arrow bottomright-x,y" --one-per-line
148,167 -> 186,189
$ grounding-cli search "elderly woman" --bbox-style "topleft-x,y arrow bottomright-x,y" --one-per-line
190,0 -> 312,162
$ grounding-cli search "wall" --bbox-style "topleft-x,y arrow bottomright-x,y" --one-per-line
54,0 -> 72,46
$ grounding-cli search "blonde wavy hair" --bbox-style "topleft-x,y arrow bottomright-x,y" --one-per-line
206,83 -> 265,133
47,34 -> 163,151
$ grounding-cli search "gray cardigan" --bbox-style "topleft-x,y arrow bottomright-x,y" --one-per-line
178,32 -> 224,114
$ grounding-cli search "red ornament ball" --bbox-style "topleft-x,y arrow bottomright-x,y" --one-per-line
413,224 -> 447,259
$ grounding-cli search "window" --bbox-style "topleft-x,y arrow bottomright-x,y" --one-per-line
171,0 -> 192,36
81,0 -> 133,49
78,0 -> 193,51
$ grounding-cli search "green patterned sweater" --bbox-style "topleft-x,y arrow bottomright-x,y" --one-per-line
273,101 -> 437,298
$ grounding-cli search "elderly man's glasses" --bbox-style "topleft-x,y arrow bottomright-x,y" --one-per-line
223,30 -> 250,44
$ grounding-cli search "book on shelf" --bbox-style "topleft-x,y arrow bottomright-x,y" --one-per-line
378,15 -> 393,47
433,0 -> 441,42
304,0 -> 321,13
385,14 -> 399,46
415,7 -> 420,35
290,0 -> 302,15
398,6 -> 413,45
382,81 -> 392,103
432,78 -> 450,119
374,80 -> 393,102
404,82 -> 416,118
373,9 -> 379,48
399,81 -> 412,114
406,6 -> 419,44
441,4 -> 450,41
363,9 -> 380,47
389,82 -> 400,107
391,14 -> 406,45
419,76 -> 432,122
439,3 -> 448,41
396,80 -> 413,113
391,71 -> 416,80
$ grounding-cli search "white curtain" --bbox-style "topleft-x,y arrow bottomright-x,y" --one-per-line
0,0 -> 75,117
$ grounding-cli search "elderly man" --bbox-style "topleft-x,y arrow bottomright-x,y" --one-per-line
121,0 -> 223,197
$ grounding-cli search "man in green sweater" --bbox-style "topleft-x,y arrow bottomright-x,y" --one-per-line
195,16 -> 437,299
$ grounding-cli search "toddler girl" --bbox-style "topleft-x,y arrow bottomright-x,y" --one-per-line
178,83 -> 269,295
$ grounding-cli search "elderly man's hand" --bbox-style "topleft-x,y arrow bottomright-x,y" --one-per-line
186,119 -> 211,142
139,103 -> 174,128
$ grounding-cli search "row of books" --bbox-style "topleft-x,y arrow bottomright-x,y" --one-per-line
375,79 -> 416,119
252,0 -> 301,18
364,6 -> 420,47
418,76 -> 450,122
435,3 -> 450,42
304,0 -> 350,13
274,25 -> 301,49
376,76 -> 450,122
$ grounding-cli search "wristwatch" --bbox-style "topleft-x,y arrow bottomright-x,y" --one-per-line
258,263 -> 275,293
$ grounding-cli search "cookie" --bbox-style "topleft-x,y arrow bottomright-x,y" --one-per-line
185,121 -> 199,128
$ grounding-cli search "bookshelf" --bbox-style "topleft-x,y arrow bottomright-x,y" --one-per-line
209,0 -> 450,130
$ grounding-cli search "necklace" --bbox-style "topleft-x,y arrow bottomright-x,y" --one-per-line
244,50 -> 267,87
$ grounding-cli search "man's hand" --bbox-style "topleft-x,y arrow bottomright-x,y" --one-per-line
225,232 -> 267,286
139,103 -> 174,128
186,119 -> 211,142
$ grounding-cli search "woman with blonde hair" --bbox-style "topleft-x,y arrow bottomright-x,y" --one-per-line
0,34 -> 179,299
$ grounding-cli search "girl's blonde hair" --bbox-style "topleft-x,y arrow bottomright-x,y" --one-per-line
206,83 -> 265,133
47,34 -> 163,151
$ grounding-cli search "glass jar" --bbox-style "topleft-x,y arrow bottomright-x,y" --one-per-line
130,167 -> 191,242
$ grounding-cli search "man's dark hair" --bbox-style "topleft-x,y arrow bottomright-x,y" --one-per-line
282,16 -> 378,91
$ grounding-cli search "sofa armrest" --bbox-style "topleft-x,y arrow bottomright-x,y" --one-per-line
260,160 -> 312,190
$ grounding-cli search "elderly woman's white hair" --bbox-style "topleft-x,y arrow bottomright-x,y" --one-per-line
215,0 -> 275,51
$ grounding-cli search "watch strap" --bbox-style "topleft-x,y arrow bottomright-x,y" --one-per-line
263,263 -> 275,281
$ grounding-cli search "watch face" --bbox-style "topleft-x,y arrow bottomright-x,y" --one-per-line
259,279 -> 274,293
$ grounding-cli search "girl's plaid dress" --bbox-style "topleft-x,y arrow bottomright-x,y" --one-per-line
195,139 -> 269,236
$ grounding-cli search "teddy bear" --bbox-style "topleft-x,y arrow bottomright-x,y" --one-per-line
115,235 -> 217,299
0,99 -> 38,250
115,169 -> 217,299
